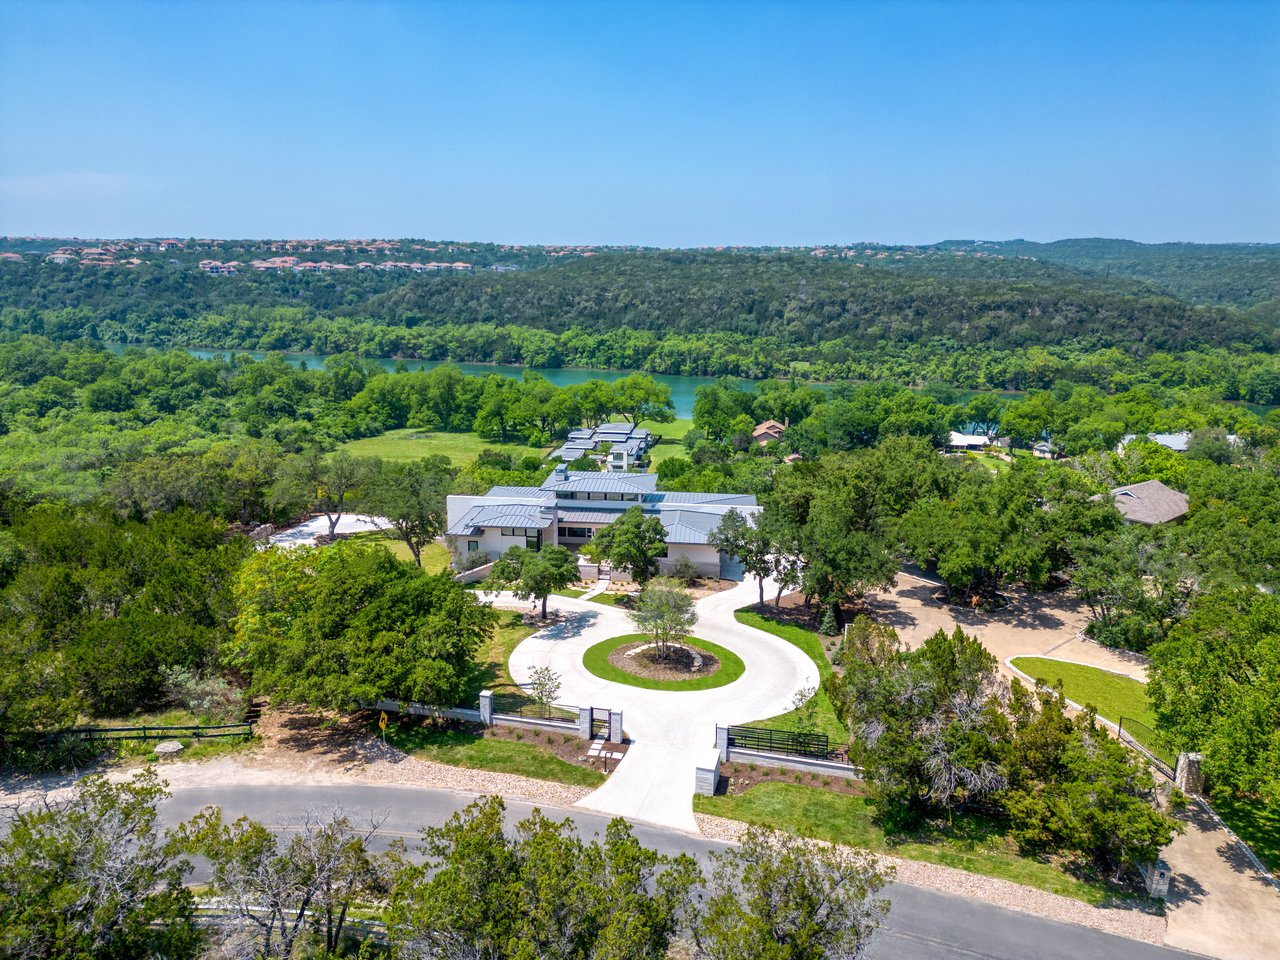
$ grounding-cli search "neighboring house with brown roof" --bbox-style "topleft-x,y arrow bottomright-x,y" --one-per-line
1106,479 -> 1190,525
752,419 -> 786,446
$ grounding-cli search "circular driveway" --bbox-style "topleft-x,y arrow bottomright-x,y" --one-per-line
503,577 -> 818,831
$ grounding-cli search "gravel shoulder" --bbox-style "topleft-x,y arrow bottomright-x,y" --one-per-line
0,703 -> 592,811
695,812 -> 1169,946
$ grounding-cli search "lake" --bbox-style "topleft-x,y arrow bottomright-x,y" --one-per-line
108,345 -> 1046,420
113,346 -> 721,419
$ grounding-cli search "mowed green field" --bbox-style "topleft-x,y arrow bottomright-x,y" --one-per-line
1009,657 -> 1155,729
349,530 -> 452,572
646,418 -> 694,467
338,428 -> 545,463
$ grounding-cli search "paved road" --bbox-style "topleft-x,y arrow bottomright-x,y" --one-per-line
158,783 -> 1198,960
504,577 -> 818,830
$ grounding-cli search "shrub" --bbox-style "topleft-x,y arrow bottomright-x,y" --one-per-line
159,666 -> 246,723
669,555 -> 700,583
457,550 -> 492,572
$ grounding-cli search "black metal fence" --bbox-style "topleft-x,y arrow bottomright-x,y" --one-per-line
725,725 -> 850,763
491,695 -> 577,724
1118,717 -> 1176,777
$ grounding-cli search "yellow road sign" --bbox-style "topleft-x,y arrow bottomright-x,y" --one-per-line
379,711 -> 389,731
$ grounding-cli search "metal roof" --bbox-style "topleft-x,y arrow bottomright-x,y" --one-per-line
658,509 -> 724,545
446,504 -> 554,536
555,508 -> 629,525
484,486 -> 551,499
648,491 -> 758,506
541,470 -> 658,494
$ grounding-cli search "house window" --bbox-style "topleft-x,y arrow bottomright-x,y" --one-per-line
589,491 -> 607,500
606,492 -> 623,501
467,541 -> 480,553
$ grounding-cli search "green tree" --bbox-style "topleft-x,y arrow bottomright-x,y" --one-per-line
528,666 -> 563,717
834,626 -> 1006,827
708,508 -> 774,606
611,372 -> 676,428
692,827 -> 891,960
174,805 -> 388,958
1147,589 -> 1280,802
0,771 -> 199,960
1002,685 -> 1181,880
387,797 -> 700,960
486,544 -> 580,620
593,506 -> 668,585
630,576 -> 698,660
228,541 -> 497,709
364,455 -> 457,567
271,447 -> 378,537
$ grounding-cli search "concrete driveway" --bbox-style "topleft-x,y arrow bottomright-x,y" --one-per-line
505,575 -> 816,832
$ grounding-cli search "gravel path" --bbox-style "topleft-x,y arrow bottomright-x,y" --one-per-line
694,813 -> 1168,946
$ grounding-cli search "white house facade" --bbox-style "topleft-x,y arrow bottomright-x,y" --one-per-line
445,465 -> 758,580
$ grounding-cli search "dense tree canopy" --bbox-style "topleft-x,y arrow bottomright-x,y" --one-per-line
228,541 -> 497,709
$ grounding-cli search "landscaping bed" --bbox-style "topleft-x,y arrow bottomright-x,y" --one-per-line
718,759 -> 865,797
583,634 -> 745,690
607,639 -> 719,681
380,717 -> 608,788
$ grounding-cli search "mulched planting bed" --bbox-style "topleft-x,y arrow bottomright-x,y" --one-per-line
485,722 -> 630,770
719,759 -> 867,797
607,640 -> 720,681
385,716 -> 626,777
583,634 -> 745,690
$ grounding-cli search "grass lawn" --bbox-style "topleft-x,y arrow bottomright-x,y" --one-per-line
734,611 -> 847,744
694,783 -> 1131,906
646,419 -> 694,470
348,530 -> 451,572
461,610 -> 538,702
648,418 -> 694,440
384,723 -> 604,788
588,592 -> 624,606
553,587 -> 586,599
1212,794 -> 1280,873
338,427 -> 544,464
966,451 -> 1010,473
1009,657 -> 1155,729
583,634 -> 745,691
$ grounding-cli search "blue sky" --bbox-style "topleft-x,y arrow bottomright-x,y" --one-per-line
1,0 -> 1276,244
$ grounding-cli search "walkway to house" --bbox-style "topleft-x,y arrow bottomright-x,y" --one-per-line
505,576 -> 816,833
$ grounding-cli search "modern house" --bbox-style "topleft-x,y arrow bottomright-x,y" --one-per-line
550,422 -> 654,472
1104,479 -> 1190,526
445,465 -> 758,579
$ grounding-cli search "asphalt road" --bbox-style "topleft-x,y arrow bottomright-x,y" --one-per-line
158,784 -> 1201,960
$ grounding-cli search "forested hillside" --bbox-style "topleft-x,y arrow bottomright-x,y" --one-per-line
1,240 -> 1276,383
948,238 -> 1280,313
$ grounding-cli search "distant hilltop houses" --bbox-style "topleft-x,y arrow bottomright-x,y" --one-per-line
0,237 -> 529,274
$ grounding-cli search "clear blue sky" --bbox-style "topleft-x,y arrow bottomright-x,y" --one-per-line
1,0 -> 1276,244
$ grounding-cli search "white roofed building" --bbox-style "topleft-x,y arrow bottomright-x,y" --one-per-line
445,464 -> 757,580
